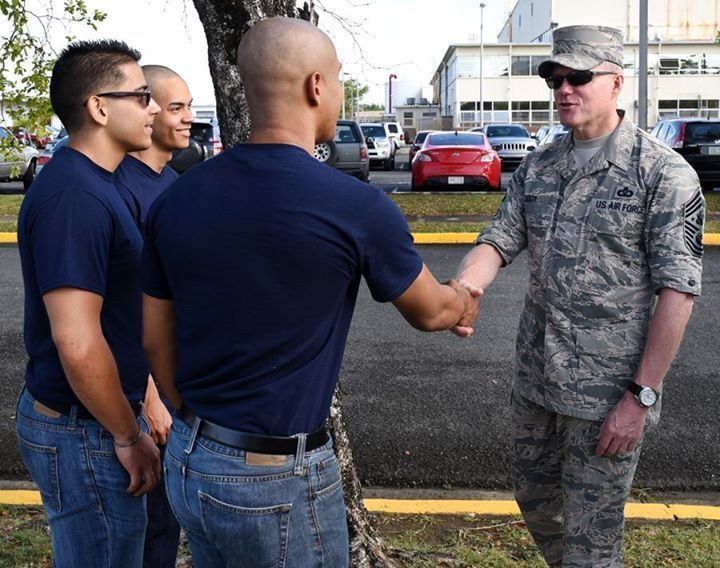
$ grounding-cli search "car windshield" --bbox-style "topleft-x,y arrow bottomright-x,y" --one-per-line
361,125 -> 386,139
485,125 -> 530,138
428,133 -> 486,146
190,123 -> 213,143
386,124 -> 399,133
414,132 -> 430,145
334,125 -> 360,143
684,122 -> 720,144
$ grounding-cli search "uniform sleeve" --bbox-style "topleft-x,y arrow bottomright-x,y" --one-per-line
26,190 -> 112,296
645,154 -> 704,296
476,159 -> 529,264
140,199 -> 172,300
358,193 -> 423,303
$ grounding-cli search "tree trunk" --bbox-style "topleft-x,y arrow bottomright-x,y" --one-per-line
191,2 -> 396,565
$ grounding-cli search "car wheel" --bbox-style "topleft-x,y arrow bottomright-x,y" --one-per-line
22,160 -> 36,191
313,141 -> 337,165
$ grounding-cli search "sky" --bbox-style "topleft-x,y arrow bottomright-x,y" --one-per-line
54,0 -> 513,107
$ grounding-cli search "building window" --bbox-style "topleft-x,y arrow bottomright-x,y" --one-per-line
403,112 -> 413,118
511,56 -> 531,75
422,112 -> 438,117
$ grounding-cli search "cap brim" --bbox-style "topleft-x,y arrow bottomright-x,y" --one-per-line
537,54 -> 605,78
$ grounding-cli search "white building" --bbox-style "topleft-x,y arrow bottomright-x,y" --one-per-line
432,0 -> 720,131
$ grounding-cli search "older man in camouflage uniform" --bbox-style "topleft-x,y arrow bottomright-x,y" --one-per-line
456,26 -> 704,567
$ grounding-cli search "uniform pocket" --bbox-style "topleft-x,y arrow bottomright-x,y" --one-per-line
17,435 -> 61,512
199,490 -> 291,567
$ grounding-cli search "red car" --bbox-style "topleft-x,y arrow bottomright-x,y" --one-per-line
411,131 -> 501,191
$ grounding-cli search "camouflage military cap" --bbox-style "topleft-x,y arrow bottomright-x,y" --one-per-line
538,25 -> 624,78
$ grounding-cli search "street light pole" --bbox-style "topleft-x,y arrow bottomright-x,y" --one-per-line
479,2 -> 486,128
548,21 -> 559,127
388,73 -> 397,118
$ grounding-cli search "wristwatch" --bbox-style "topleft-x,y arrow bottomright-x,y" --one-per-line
626,382 -> 658,408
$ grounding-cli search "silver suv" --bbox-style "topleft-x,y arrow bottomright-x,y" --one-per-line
0,125 -> 38,191
360,123 -> 395,171
479,123 -> 536,170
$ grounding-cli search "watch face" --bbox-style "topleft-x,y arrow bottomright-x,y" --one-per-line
639,388 -> 658,407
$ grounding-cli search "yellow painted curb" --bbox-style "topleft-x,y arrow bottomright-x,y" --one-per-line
1,492 -> 719,520
363,499 -> 720,521
3,232 -> 720,246
0,490 -> 43,506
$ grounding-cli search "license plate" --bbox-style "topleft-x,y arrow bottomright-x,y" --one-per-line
707,146 -> 720,155
448,176 -> 464,184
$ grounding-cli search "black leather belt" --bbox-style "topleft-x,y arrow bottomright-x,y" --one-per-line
34,395 -> 142,421
181,408 -> 329,455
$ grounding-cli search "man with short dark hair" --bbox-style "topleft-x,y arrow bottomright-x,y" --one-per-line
456,25 -> 704,566
115,64 -> 194,568
16,40 -> 162,566
142,16 -> 478,567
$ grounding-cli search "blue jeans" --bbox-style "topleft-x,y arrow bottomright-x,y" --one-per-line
142,441 -> 180,568
164,416 -> 349,567
16,388 -> 147,568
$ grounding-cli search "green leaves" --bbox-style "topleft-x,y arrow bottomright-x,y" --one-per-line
0,0 -> 106,131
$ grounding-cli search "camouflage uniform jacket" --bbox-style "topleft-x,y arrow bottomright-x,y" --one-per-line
478,115 -> 704,421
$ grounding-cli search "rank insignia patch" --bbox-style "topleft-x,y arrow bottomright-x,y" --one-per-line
684,191 -> 704,258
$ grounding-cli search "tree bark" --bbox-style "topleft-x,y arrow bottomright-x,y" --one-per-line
190,2 -> 396,565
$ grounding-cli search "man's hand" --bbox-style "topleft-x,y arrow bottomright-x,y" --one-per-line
596,392 -> 648,456
114,431 -> 162,497
143,377 -> 172,445
449,280 -> 483,338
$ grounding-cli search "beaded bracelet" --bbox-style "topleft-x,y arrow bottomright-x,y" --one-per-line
113,427 -> 142,448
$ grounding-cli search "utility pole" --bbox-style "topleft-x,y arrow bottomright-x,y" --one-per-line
638,0 -> 648,130
479,2 -> 486,127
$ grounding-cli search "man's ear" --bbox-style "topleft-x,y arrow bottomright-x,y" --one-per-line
305,71 -> 322,107
85,95 -> 109,126
612,73 -> 624,95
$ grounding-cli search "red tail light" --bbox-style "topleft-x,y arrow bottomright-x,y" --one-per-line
360,146 -> 368,160
674,123 -> 686,148
37,155 -> 51,166
399,133 -> 404,141
212,139 -> 223,155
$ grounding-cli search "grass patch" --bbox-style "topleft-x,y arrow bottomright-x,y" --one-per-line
1,506 -> 719,567
390,193 -> 504,217
0,195 -> 23,217
380,514 -> 720,567
0,506 -> 52,566
1,193 -> 719,237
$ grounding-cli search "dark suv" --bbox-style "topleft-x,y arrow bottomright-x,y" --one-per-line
650,119 -> 720,191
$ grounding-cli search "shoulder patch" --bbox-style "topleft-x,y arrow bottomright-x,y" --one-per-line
684,191 -> 704,258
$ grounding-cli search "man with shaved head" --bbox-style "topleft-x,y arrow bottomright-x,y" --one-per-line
142,16 -> 478,567
115,64 -> 194,568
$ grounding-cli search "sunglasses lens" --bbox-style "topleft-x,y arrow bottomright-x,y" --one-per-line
567,71 -> 593,86
546,71 -> 595,89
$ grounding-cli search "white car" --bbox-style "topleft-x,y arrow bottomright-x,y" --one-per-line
383,121 -> 406,149
0,125 -> 39,191
359,123 -> 396,171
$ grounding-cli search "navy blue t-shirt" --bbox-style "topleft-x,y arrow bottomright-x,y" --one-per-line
18,146 -> 149,406
115,155 -> 178,226
142,144 -> 423,436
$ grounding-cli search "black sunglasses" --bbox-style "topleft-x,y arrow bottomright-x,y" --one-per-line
87,90 -> 152,107
545,70 -> 617,89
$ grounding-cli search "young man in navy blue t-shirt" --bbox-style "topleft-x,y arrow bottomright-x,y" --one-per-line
116,64 -> 194,568
16,40 -> 162,566
142,17 -> 479,567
